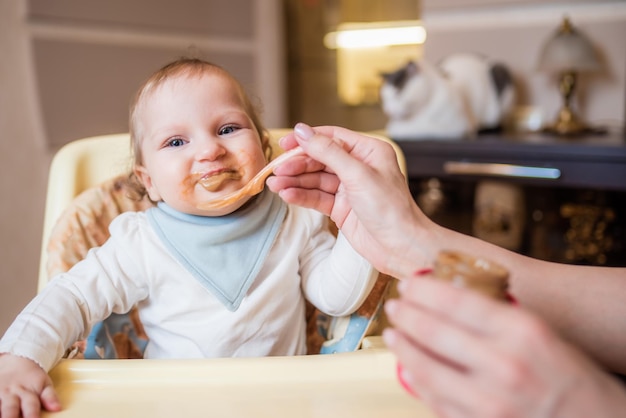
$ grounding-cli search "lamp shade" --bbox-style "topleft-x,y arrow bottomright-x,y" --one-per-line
537,17 -> 601,73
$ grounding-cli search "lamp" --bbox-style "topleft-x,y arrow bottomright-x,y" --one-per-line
537,16 -> 601,135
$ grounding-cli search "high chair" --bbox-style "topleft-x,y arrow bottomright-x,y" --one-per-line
39,129 -> 407,359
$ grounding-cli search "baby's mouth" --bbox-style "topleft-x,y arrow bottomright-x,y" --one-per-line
198,171 -> 242,192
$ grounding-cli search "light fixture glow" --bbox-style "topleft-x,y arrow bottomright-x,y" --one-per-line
324,20 -> 426,49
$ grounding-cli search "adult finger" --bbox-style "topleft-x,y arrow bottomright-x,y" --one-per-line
292,124 -> 381,185
278,127 -> 356,153
391,279 -> 555,392
266,171 -> 340,195
385,325 -> 517,418
277,131 -> 298,150
311,125 -> 383,153
271,154 -> 329,177
382,327 -> 485,415
312,125 -> 402,170
385,298 -> 497,372
272,187 -> 335,215
396,277 -> 516,336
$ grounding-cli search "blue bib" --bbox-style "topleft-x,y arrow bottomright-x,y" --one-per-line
147,190 -> 287,311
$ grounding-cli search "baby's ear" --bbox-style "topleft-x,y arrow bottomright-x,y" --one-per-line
134,165 -> 161,202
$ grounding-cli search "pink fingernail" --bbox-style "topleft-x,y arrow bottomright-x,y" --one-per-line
397,363 -> 419,398
397,279 -> 409,293
294,122 -> 315,140
384,300 -> 398,317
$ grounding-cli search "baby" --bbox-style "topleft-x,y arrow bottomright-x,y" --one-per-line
0,58 -> 377,417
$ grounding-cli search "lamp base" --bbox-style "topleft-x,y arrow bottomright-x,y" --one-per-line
544,106 -> 606,137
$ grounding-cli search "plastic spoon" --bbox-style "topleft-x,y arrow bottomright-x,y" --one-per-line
197,146 -> 305,210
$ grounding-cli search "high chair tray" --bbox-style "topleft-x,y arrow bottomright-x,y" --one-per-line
45,349 -> 435,417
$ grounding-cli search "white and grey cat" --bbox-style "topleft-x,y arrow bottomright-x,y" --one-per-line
380,53 -> 516,140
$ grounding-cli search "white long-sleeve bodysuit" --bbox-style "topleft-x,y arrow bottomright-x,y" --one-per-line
0,204 -> 377,371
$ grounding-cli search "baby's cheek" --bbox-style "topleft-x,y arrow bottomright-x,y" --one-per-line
241,150 -> 266,178
179,176 -> 198,200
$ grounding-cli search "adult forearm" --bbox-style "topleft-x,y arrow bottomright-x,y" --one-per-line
513,261 -> 626,373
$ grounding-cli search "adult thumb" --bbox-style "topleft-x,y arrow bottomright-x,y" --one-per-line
293,123 -> 362,180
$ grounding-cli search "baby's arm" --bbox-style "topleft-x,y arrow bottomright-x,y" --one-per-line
300,211 -> 378,316
0,353 -> 61,418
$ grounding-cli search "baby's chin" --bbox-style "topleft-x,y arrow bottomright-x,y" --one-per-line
201,202 -> 248,217
159,197 -> 247,217
194,196 -> 252,217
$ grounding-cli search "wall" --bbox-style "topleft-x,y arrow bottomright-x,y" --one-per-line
421,0 -> 626,133
28,0 -> 287,149
286,0 -> 626,134
0,0 -> 49,336
0,0 -> 286,335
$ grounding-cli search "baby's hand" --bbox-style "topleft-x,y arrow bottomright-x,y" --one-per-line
0,353 -> 61,418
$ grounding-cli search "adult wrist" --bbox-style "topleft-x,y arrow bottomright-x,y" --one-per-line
387,215 -> 438,278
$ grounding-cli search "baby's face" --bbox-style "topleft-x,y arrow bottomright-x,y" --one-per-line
134,72 -> 267,216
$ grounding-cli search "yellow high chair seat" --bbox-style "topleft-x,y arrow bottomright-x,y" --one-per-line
39,130 -> 406,358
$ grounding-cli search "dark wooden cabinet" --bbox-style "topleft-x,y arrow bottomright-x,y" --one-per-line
396,132 -> 626,192
395,132 -> 626,266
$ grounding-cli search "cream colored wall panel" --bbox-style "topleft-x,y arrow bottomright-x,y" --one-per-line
27,0 -> 254,38
26,0 -> 287,148
33,39 -> 255,149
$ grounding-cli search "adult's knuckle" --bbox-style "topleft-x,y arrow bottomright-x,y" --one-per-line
481,401 -> 517,418
513,313 -> 552,347
497,356 -> 532,392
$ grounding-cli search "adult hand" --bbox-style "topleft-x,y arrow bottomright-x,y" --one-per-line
267,123 -> 437,277
382,277 -> 626,418
0,354 -> 61,418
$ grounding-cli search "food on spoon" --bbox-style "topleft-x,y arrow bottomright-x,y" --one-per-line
198,171 -> 241,192
200,186 -> 247,208
197,146 -> 306,210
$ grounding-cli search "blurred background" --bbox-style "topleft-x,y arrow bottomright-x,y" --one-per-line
1,0 -> 625,334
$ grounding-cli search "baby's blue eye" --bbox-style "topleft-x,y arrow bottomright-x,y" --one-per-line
166,137 -> 186,147
219,125 -> 239,135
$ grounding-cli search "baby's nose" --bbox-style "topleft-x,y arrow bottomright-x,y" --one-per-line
195,139 -> 226,160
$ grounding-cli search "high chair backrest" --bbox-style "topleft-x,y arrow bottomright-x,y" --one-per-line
39,133 -> 133,291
